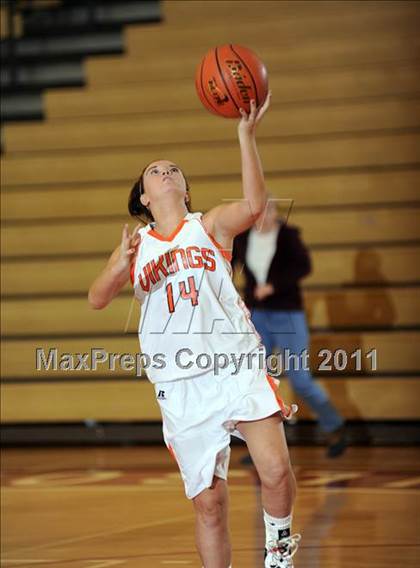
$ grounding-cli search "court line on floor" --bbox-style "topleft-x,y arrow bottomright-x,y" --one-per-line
1,513 -> 196,558
0,560 -> 60,565
0,560 -> 189,567
1,551 -> 200,566
4,487 -> 420,562
384,476 -> 420,488
3,485 -> 420,495
160,562 -> 192,565
1,502 -> 248,559
3,542 -> 420,566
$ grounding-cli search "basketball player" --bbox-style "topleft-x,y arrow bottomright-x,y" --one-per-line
88,94 -> 301,568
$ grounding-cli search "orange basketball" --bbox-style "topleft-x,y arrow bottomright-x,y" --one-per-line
195,44 -> 268,118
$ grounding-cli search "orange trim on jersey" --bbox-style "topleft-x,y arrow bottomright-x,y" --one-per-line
167,443 -> 177,463
130,262 -> 135,286
236,296 -> 263,346
207,232 -> 233,261
265,373 -> 290,417
148,219 -> 187,242
129,232 -> 142,287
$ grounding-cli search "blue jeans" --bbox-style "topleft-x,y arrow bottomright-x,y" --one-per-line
251,309 -> 343,433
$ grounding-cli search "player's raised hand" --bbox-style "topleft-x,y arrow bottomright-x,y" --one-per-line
117,223 -> 141,270
238,90 -> 271,137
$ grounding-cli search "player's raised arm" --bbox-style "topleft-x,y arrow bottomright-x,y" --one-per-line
88,223 -> 141,309
203,91 -> 271,241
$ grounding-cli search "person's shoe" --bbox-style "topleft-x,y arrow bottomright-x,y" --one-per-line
264,533 -> 301,567
326,424 -> 347,458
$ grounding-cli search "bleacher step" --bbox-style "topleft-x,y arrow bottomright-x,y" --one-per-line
0,30 -> 123,63
2,92 -> 43,122
1,59 -> 84,92
21,0 -> 160,36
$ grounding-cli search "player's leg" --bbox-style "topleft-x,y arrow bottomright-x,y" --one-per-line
157,375 -> 233,567
192,475 -> 231,568
237,413 -> 295,517
237,414 -> 300,566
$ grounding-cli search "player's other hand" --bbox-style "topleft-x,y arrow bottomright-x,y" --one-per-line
117,223 -> 141,271
238,90 -> 271,138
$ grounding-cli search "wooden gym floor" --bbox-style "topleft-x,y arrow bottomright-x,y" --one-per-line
1,445 -> 419,567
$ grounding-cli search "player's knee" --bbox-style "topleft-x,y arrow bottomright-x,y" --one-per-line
195,503 -> 224,529
193,489 -> 226,528
259,456 -> 293,491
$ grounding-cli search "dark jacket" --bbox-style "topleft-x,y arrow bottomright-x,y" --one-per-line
231,223 -> 312,311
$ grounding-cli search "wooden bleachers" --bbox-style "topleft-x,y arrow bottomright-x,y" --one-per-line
82,34 -> 420,86
2,378 -> 420,422
41,63 -> 420,119
1,0 -> 419,426
3,133 -> 420,186
126,6 -> 420,53
3,331 -> 418,379
5,97 -> 420,153
2,170 -> 420,220
2,288 -> 419,336
2,245 -> 419,296
0,4 -> 22,40
159,0 -> 419,25
2,207 -> 419,258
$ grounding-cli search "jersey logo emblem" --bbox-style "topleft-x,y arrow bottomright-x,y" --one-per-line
157,390 -> 166,400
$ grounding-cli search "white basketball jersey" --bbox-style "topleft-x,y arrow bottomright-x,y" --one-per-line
131,211 -> 262,383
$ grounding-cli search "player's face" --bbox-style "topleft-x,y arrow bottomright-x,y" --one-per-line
142,160 -> 187,202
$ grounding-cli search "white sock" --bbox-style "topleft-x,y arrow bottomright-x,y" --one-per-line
263,509 -> 292,547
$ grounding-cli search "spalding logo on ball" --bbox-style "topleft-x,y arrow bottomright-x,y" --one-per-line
195,44 -> 268,118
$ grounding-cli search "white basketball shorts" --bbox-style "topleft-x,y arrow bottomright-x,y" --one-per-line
153,355 -> 289,499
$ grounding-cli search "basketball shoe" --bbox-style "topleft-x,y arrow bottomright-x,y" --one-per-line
264,533 -> 301,567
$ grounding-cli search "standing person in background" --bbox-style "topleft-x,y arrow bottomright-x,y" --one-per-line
232,199 -> 347,458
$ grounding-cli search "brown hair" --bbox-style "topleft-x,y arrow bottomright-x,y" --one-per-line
128,161 -> 192,224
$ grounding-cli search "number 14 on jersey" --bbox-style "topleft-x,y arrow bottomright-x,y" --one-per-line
166,276 -> 199,313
